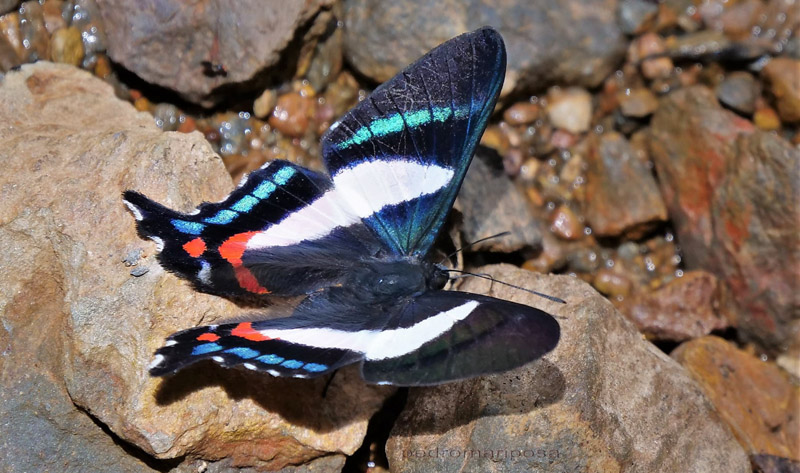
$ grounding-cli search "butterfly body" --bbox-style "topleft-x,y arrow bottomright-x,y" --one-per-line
125,27 -> 560,386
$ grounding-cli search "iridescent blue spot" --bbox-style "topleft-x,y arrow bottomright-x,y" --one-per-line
170,219 -> 205,235
273,166 -> 296,185
280,359 -> 304,369
192,342 -> 222,355
303,363 -> 328,373
224,347 -> 259,359
252,181 -> 277,199
337,106 -> 457,149
231,195 -> 259,213
203,209 -> 238,225
256,354 -> 284,365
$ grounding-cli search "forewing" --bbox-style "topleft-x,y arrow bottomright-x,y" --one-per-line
124,160 -> 381,299
321,27 -> 507,257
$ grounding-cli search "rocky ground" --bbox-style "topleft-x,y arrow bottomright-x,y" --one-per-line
0,1 -> 798,472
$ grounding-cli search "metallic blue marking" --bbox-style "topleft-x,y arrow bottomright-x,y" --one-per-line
203,209 -> 238,225
280,359 -> 304,369
256,354 -> 284,365
231,195 -> 259,213
252,180 -> 277,199
337,106 -> 466,149
170,219 -> 205,235
192,342 -> 222,355
303,363 -> 328,373
224,347 -> 259,359
273,166 -> 296,185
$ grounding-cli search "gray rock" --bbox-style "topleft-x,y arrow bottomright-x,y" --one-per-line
96,0 -> 334,106
343,0 -> 627,95
0,0 -> 17,15
386,265 -> 751,473
717,71 -> 760,115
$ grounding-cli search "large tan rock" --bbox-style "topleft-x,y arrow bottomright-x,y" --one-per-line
0,62 -> 391,471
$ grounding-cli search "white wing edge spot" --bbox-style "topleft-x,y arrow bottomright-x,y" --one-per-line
147,354 -> 164,370
164,340 -> 177,347
122,200 -> 143,221
244,363 -> 257,370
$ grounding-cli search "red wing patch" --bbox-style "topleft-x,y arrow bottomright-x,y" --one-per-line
183,237 -> 207,257
231,322 -> 276,341
218,232 -> 270,294
196,332 -> 220,342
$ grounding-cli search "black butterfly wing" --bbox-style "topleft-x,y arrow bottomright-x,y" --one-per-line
321,27 -> 507,257
361,291 -> 560,386
124,160 -> 382,299
148,287 -> 559,386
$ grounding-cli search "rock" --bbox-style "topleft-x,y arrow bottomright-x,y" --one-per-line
761,57 -> 800,123
618,0 -> 659,35
583,132 -> 667,238
49,25 -> 84,66
253,88 -> 277,119
753,105 -> 781,131
592,267 -> 633,297
548,204 -> 582,241
503,101 -> 541,126
621,271 -> 728,341
546,87 -> 593,134
172,454 -> 347,473
456,148 -> 542,253
95,0 -> 334,106
268,91 -> 316,138
0,26 -> 22,72
619,88 -> 659,118
386,265 -> 750,473
716,71 -> 760,116
751,454 -> 800,473
650,86 -> 800,352
0,0 -> 16,15
343,0 -> 626,95
632,33 -> 673,79
672,336 -> 800,460
0,62 -> 391,471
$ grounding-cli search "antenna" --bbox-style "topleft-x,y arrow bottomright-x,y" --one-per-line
439,231 -> 511,264
445,268 -> 566,304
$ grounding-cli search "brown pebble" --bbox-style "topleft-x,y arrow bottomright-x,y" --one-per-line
592,268 -> 633,297
550,129 -> 577,149
252,89 -> 277,119
754,106 -> 781,131
546,87 -> 593,134
619,88 -> 659,118
177,115 -> 196,133
133,96 -> 151,112
480,125 -> 509,156
634,33 -> 673,79
93,55 -> 112,79
503,101 -> 540,126
42,0 -> 67,34
268,92 -> 314,138
49,26 -> 84,66
672,336 -> 800,459
549,204 -> 582,241
761,58 -> 800,123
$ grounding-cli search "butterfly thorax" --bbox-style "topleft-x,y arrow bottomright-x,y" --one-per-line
349,259 -> 448,301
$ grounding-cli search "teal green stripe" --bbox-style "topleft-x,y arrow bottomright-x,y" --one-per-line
337,106 -> 462,149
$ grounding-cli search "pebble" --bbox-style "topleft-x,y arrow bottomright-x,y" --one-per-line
253,88 -> 277,119
546,87 -> 593,134
761,58 -> 800,123
592,268 -> 633,297
153,103 -> 180,131
618,0 -> 659,34
549,204 -> 582,240
268,92 -> 315,138
503,101 -> 541,126
49,26 -> 84,66
753,106 -> 781,131
716,71 -> 759,116
619,88 -> 659,118
633,33 -> 673,80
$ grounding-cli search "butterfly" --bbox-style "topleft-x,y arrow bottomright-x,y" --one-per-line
123,27 -> 560,386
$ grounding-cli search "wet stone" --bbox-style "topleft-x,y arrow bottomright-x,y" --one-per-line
619,87 -> 659,118
716,71 -> 760,116
672,336 -> 800,460
546,87 -> 593,134
761,57 -> 800,123
582,132 -> 667,239
621,271 -> 728,341
592,267 -> 633,298
268,92 -> 315,138
503,101 -> 541,126
153,103 -> 180,131
633,33 -> 673,79
618,0 -> 659,35
753,105 -> 781,131
252,88 -> 277,119
548,204 -> 582,241
49,26 -> 84,66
